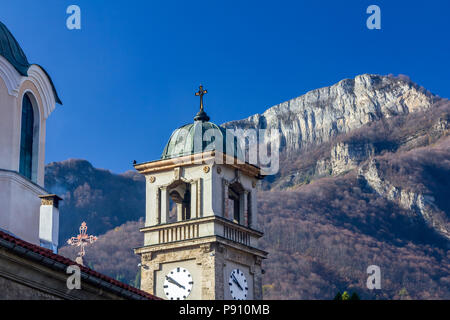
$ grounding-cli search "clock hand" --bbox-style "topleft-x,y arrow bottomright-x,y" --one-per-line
166,276 -> 185,289
231,274 -> 244,291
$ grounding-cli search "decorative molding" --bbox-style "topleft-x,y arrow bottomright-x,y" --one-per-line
229,170 -> 243,186
24,65 -> 57,120
200,243 -> 212,253
0,169 -> 47,195
142,253 -> 152,261
203,166 -> 210,173
0,55 -> 22,97
174,167 -> 181,180
134,151 -> 262,179
149,176 -> 156,183
0,58 -> 57,120
38,194 -> 62,208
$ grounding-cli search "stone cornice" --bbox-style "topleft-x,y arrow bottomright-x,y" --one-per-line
0,169 -> 48,195
134,151 -> 262,179
134,235 -> 268,258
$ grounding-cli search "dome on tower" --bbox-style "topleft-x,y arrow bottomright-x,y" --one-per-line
161,86 -> 243,161
161,121 -> 243,160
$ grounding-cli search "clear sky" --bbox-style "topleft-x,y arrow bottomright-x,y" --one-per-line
1,0 -> 449,173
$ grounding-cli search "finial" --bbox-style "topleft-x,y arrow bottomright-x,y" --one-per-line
194,84 -> 210,122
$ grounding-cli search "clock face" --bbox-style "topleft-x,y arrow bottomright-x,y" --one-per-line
228,269 -> 248,300
163,267 -> 193,300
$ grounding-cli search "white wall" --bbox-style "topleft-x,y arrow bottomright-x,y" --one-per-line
0,57 -> 58,246
0,76 -> 18,171
0,170 -> 46,244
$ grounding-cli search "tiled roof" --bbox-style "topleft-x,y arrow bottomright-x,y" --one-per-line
0,230 -> 160,300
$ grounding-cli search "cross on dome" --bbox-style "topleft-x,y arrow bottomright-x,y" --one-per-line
194,85 -> 210,122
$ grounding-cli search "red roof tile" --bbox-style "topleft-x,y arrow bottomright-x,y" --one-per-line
0,230 -> 160,300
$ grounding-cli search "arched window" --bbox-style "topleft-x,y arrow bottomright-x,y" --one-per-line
168,182 -> 191,222
19,94 -> 35,180
228,182 -> 245,224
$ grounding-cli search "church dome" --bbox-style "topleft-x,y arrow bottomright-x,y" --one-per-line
0,20 -> 62,104
161,87 -> 243,161
0,21 -> 30,76
161,120 -> 244,160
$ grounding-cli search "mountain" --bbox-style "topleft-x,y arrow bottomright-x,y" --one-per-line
50,74 -> 450,299
44,159 -> 145,244
224,74 -> 437,156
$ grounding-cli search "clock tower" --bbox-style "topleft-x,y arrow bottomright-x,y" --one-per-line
134,86 -> 267,300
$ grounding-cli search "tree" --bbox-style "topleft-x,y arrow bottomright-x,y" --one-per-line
334,291 -> 360,300
350,292 -> 360,300
341,291 -> 350,300
333,292 -> 342,300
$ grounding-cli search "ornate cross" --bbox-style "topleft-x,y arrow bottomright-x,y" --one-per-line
67,222 -> 98,264
195,85 -> 208,112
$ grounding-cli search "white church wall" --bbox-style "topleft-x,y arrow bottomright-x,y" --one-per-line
0,56 -> 58,247
0,170 -> 45,245
0,75 -> 18,171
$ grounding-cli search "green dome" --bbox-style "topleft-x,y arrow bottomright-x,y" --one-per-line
0,21 -> 30,76
0,20 -> 62,104
161,120 -> 243,160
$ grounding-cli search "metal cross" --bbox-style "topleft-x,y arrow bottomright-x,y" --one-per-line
67,221 -> 98,260
195,85 -> 208,111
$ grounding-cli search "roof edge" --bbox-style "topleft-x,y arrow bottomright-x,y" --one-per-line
0,229 -> 159,300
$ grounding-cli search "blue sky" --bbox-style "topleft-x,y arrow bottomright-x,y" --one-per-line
1,0 -> 449,173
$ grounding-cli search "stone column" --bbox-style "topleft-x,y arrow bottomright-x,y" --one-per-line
176,203 -> 183,221
148,185 -> 159,226
250,189 -> 258,229
190,181 -> 198,219
222,179 -> 229,219
160,187 -> 169,224
38,194 -> 62,254
243,190 -> 249,227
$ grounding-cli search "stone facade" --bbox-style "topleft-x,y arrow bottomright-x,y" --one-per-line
136,236 -> 264,300
134,151 -> 267,300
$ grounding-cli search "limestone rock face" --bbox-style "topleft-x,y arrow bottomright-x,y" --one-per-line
358,159 -> 450,240
224,74 -> 435,156
330,142 -> 374,175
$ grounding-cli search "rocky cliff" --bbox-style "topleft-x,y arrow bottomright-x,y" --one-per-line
224,74 -> 438,155
358,137 -> 450,240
